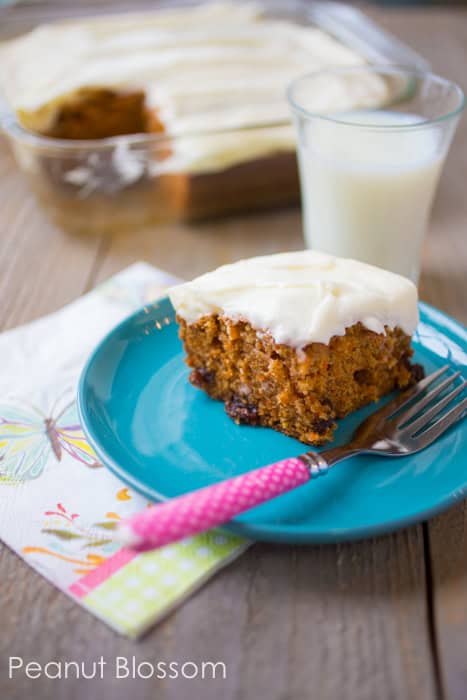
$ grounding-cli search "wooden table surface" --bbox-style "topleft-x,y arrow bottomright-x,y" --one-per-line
0,4 -> 466,700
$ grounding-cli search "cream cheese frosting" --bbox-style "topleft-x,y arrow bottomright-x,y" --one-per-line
0,3 -> 392,173
169,250 -> 419,348
0,2 -> 366,127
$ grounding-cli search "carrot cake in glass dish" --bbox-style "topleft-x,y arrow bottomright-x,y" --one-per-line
0,2 -> 396,232
169,250 -> 423,445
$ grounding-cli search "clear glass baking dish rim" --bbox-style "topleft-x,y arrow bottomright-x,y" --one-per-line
0,108 -> 294,153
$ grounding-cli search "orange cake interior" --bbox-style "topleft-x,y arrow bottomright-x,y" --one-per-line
169,251 -> 423,446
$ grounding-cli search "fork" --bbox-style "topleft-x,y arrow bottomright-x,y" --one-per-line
118,366 -> 466,551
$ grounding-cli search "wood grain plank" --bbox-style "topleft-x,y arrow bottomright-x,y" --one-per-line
426,508 -> 467,700
0,140 -> 103,330
364,7 -> 467,700
0,534 -> 437,700
90,206 -> 303,286
160,535 -> 437,700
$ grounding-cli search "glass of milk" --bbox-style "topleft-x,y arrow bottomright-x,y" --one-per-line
287,66 -> 464,282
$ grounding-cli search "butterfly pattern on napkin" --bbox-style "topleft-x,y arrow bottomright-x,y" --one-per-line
0,398 -> 101,481
0,262 -> 247,637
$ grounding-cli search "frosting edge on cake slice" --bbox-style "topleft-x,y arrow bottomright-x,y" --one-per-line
168,250 -> 419,349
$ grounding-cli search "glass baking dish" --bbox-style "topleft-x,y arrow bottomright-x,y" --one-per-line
0,0 -> 428,235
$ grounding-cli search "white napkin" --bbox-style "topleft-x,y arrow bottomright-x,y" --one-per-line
0,262 -> 247,637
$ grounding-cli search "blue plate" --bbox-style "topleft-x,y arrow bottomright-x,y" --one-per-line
78,298 -> 467,543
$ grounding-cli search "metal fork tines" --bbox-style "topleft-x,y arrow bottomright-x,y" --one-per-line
390,366 -> 466,448
334,365 -> 467,460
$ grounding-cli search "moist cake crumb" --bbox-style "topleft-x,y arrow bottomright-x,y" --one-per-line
169,250 -> 421,446
177,315 -> 421,445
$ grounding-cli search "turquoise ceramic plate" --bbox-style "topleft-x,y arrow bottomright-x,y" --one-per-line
78,298 -> 467,543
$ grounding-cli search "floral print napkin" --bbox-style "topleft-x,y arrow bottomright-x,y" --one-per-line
0,263 -> 248,637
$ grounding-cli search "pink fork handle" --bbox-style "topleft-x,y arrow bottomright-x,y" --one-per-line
119,457 -> 313,552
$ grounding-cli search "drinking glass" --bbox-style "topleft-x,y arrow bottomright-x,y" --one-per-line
287,66 -> 464,282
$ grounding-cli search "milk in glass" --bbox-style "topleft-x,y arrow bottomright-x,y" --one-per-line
298,111 -> 445,281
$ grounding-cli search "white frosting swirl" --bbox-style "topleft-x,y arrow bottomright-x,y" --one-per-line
169,250 -> 419,348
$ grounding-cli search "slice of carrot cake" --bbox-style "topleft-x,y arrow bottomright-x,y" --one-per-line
169,250 -> 422,445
